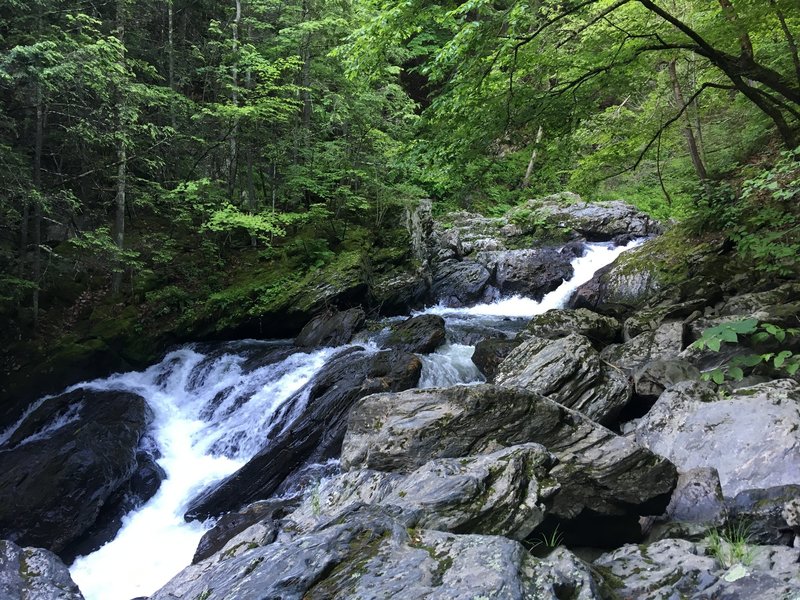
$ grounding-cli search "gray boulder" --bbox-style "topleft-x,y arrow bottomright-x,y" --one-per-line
430,260 -> 493,307
667,468 -> 726,525
634,380 -> 800,497
0,388 -> 152,554
152,506 -> 601,600
495,334 -> 631,425
385,314 -> 446,354
529,196 -> 661,240
633,359 -> 701,398
475,248 -> 574,299
290,444 -> 556,541
295,308 -> 366,347
725,485 -> 800,546
341,385 -> 677,524
594,538 -> 800,600
601,321 -> 685,373
471,337 -> 521,381
523,308 -> 620,347
0,540 -> 84,600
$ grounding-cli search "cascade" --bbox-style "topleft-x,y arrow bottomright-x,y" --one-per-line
0,240 -> 640,600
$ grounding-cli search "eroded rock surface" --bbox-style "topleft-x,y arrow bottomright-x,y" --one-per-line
0,540 -> 84,600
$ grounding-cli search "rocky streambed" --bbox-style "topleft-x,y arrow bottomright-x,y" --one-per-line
1,193 -> 799,600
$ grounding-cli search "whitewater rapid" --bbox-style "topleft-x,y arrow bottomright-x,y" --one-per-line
64,238 -> 641,600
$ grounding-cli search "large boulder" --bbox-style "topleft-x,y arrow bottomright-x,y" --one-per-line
429,260 -> 494,307
634,380 -> 800,497
289,444 -> 556,541
295,308 -> 366,348
471,337 -> 521,381
341,385 -> 677,526
523,308 -> 620,347
494,334 -> 631,425
601,321 -> 685,373
185,348 -> 422,520
594,538 -> 800,600
528,195 -> 661,241
475,248 -> 574,299
0,388 -> 152,553
385,314 -> 446,354
152,506 -> 602,600
0,540 -> 84,600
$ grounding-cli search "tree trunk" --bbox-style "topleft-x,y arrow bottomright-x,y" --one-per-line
32,83 -> 44,330
521,125 -> 544,189
112,0 -> 127,295
168,0 -> 176,128
668,60 -> 709,184
717,0 -> 754,59
769,0 -> 800,87
229,0 -> 241,199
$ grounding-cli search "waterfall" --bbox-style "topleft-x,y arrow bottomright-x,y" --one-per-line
55,239 -> 641,599
68,342 -> 337,600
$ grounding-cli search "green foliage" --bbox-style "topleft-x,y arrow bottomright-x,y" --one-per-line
706,522 -> 754,568
692,318 -> 800,383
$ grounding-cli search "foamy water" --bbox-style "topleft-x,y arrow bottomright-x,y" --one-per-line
67,343 -> 337,600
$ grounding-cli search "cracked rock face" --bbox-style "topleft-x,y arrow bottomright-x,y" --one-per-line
0,540 -> 84,600
341,385 -> 676,522
151,506 -> 602,600
634,380 -> 800,497
494,334 -> 631,425
594,538 -> 800,600
289,444 -> 557,541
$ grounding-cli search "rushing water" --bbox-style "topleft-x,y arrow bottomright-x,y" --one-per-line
40,239 -> 642,600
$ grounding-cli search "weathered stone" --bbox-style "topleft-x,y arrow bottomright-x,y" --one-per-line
291,444 -> 556,541
594,538 -> 800,600
0,540 -> 84,600
633,359 -> 701,398
725,485 -> 800,546
719,283 -> 800,316
341,385 -> 676,524
471,337 -> 521,381
430,260 -> 493,307
475,248 -> 574,299
385,314 -> 446,354
0,388 -> 152,554
523,308 -> 620,347
601,321 -> 685,373
495,334 -> 631,425
185,348 -> 422,520
666,468 -> 726,525
152,506 -> 601,600
634,380 -> 800,497
295,308 -> 366,348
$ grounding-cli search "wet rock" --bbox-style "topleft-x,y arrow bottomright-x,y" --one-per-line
385,314 -> 446,354
634,380 -> 800,497
153,506 -> 602,600
295,308 -> 366,348
633,359 -> 701,399
476,248 -> 574,299
719,282 -> 800,316
193,498 -> 295,564
429,260 -> 493,307
495,334 -> 631,425
623,298 -> 710,340
601,321 -> 685,373
0,540 -> 84,600
471,337 -> 521,381
371,270 -> 428,315
342,385 -> 676,526
594,538 -> 800,600
290,444 -> 556,541
0,388 -> 152,553
185,348 -> 422,520
569,253 -> 662,316
523,308 -> 620,347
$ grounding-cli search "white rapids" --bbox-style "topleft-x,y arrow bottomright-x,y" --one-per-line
68,343 -> 337,600
32,238 -> 642,599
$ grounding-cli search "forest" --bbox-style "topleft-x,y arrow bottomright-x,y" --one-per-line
1,0 -> 798,394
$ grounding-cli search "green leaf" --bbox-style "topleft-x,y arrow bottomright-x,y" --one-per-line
711,370 -> 725,385
707,339 -> 722,352
728,319 -> 759,335
774,350 -> 793,368
728,367 -> 744,381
